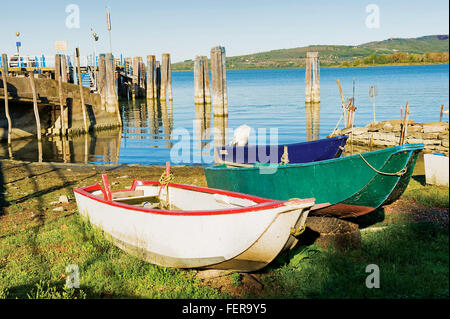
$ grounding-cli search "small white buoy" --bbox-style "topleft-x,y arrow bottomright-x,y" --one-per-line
230,125 -> 251,146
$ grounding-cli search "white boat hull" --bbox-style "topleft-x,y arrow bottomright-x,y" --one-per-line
74,181 -> 314,272
424,154 -> 449,187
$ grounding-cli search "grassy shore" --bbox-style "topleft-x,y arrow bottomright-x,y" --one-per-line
0,159 -> 448,299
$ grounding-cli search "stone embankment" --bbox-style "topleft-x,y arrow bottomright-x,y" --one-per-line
329,120 -> 449,156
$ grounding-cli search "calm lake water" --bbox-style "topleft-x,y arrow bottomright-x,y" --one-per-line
2,64 -> 449,165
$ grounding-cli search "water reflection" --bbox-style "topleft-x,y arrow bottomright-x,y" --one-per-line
0,128 -> 122,164
121,98 -> 173,144
305,102 -> 320,141
213,115 -> 228,164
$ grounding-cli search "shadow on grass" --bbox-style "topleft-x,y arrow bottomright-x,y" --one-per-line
259,222 -> 449,299
412,174 -> 426,186
345,208 -> 386,229
5,280 -> 137,299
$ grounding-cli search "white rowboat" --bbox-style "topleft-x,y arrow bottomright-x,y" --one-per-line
424,153 -> 449,187
73,178 -> 315,272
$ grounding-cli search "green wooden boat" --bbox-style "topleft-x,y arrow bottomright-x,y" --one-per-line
204,144 -> 424,218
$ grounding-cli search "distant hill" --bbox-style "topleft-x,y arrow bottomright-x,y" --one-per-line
172,35 -> 449,70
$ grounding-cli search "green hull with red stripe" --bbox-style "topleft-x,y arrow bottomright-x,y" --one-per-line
204,144 -> 424,218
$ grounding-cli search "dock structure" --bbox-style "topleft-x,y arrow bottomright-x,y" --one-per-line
194,56 -> 211,105
305,52 -> 320,103
210,46 -> 228,117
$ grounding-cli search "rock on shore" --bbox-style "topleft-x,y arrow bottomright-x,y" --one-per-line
329,120 -> 449,156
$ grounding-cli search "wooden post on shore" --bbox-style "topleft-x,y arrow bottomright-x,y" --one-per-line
1,53 -> 12,148
105,53 -> 122,126
28,71 -> 41,141
336,80 -> 347,128
305,52 -> 320,103
55,54 -> 66,135
210,46 -> 228,117
29,71 -> 42,162
146,55 -> 156,100
440,104 -> 444,122
194,56 -> 212,105
399,101 -> 410,145
76,48 -> 88,133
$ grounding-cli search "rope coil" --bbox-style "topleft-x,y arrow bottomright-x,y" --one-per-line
280,146 -> 289,165
359,153 -> 407,177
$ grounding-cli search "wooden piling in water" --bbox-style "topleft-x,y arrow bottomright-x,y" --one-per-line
202,56 -> 211,104
105,53 -> 122,126
1,53 -> 12,147
132,57 -> 140,99
76,48 -> 88,133
160,54 -> 170,101
210,46 -> 228,117
155,61 -> 161,99
305,52 -> 320,103
168,55 -> 173,101
146,55 -> 156,100
194,56 -> 211,105
98,54 -> 107,108
140,59 -> 146,96
194,56 -> 204,104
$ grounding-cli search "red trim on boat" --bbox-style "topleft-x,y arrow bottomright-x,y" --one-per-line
74,180 -> 315,216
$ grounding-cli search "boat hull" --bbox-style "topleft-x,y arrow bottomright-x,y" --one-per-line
218,135 -> 348,164
74,182 -> 314,272
205,144 -> 424,218
424,153 -> 449,187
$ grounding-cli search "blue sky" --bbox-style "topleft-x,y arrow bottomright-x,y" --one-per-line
0,0 -> 448,62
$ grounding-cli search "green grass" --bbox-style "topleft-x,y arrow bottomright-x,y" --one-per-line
262,222 -> 449,298
0,164 -> 448,299
0,213 -> 223,299
402,178 -> 449,208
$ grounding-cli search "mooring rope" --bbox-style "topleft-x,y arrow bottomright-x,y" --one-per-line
359,153 -> 407,177
280,146 -> 289,165
159,170 -> 175,186
331,112 -> 345,136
